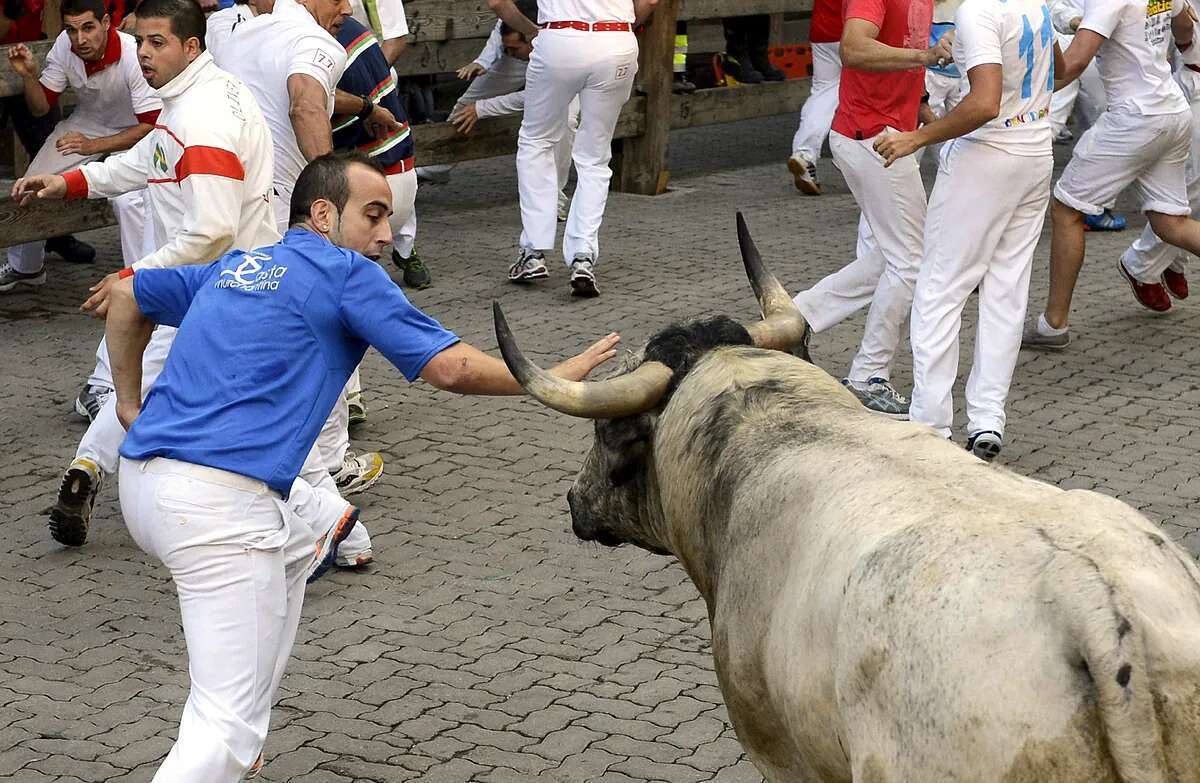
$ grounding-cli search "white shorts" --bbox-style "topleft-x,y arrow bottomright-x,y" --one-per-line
1053,109 -> 1191,216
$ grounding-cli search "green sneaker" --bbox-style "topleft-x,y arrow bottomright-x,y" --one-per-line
392,247 -> 431,289
347,391 -> 367,427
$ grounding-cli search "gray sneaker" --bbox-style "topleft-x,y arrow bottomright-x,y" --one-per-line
508,248 -> 549,283
0,263 -> 46,292
1020,320 -> 1070,350
967,430 -> 1003,462
569,257 -> 599,297
841,377 -> 909,419
75,384 -> 114,421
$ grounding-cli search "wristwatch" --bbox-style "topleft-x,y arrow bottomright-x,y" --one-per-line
357,95 -> 374,122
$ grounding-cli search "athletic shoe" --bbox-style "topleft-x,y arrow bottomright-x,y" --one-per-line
245,753 -> 264,779
75,383 -> 113,422
721,54 -> 764,84
557,196 -> 570,223
392,247 -> 431,290
49,459 -> 102,547
1084,209 -> 1126,232
306,505 -> 360,584
44,235 -> 95,264
1118,258 -> 1171,312
0,263 -> 46,292
569,257 -> 600,297
787,154 -> 821,196
841,377 -> 909,419
1162,267 -> 1189,300
347,391 -> 367,427
508,248 -> 549,283
672,73 -> 697,93
1020,320 -> 1071,350
331,451 -> 384,496
966,430 -> 1003,462
1053,127 -> 1074,144
750,52 -> 786,82
335,547 -> 374,568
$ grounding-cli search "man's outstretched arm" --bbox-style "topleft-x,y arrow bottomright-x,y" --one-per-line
420,335 -> 620,396
105,277 -> 155,430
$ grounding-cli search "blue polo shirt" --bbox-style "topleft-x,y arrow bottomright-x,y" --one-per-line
119,229 -> 460,495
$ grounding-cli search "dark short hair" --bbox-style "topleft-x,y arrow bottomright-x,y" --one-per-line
61,0 -> 108,22
135,0 -> 206,50
500,0 -> 537,38
288,152 -> 387,227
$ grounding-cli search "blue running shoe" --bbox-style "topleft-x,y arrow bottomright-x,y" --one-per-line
1084,208 -> 1127,232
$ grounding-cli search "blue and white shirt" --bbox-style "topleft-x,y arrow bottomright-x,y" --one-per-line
120,229 -> 460,495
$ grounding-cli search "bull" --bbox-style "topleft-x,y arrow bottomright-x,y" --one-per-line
491,214 -> 1200,782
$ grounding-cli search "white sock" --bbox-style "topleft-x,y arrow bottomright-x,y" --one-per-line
1037,313 -> 1068,337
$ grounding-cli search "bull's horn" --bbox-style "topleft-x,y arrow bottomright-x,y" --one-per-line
493,302 -> 674,419
736,212 -> 809,351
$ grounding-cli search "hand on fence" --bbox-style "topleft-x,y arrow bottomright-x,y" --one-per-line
55,132 -> 97,156
6,44 -> 37,78
80,272 -> 122,319
450,103 -> 479,136
456,62 -> 486,80
11,174 -> 67,206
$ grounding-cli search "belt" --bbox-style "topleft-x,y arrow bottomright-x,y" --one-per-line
382,156 -> 415,175
1187,63 -> 1200,74
540,20 -> 632,32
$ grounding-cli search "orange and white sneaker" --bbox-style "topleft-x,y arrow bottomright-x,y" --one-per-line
306,506 -> 359,584
335,548 -> 374,569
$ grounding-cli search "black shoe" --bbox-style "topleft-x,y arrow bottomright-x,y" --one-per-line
49,461 -> 102,547
722,53 -> 764,84
751,52 -> 786,82
44,235 -> 96,264
672,73 -> 697,94
392,247 -> 431,289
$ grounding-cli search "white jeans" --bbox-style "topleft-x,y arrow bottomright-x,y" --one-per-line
796,130 -> 927,382
387,168 -> 418,257
119,457 -> 316,782
6,117 -> 148,273
791,41 -> 840,161
1122,71 -> 1200,282
518,28 -> 638,263
910,140 -> 1052,438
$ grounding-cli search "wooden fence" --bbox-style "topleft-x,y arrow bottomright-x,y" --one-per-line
0,0 -> 810,246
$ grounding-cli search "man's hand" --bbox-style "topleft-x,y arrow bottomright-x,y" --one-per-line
365,103 -> 401,139
873,130 -> 922,168
55,131 -> 97,156
116,397 -> 141,431
926,29 -> 955,67
7,43 -> 37,78
81,271 -> 123,319
551,333 -> 621,381
456,62 -> 486,80
11,174 -> 67,206
450,103 -> 480,136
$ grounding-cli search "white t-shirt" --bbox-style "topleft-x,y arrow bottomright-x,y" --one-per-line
954,0 -> 1055,155
350,0 -> 408,40
537,1 -> 636,24
206,4 -> 256,63
218,6 -> 347,198
1079,0 -> 1188,115
39,29 -> 161,132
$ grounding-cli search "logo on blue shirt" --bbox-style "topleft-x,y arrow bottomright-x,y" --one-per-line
216,252 -> 288,292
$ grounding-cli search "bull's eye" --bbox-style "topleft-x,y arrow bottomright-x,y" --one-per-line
609,459 -> 641,487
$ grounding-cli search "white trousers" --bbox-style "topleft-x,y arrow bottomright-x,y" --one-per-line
910,140 -> 1052,438
387,168 -> 418,255
796,130 -> 927,382
1121,72 -> 1200,282
791,41 -> 840,161
119,457 -> 316,782
518,28 -> 638,263
6,118 -> 149,273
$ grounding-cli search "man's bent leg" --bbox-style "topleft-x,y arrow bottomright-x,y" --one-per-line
1044,198 -> 1087,330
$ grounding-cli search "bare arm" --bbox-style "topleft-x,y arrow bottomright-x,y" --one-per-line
1175,5 -> 1195,44
874,63 -> 1001,166
104,277 -> 155,430
486,0 -> 538,38
420,335 -> 619,395
287,73 -> 333,162
841,17 -> 951,71
380,36 -> 407,65
1056,28 -> 1104,86
634,0 -> 659,24
7,45 -> 51,116
1052,40 -> 1066,90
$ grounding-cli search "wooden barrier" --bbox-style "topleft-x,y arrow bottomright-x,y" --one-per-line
0,0 -> 811,243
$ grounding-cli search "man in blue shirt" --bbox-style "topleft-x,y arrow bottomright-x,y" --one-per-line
97,151 -> 619,782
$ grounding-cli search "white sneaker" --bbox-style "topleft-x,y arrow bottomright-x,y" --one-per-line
508,248 -> 549,283
569,257 -> 599,297
557,195 -> 570,222
0,263 -> 46,292
331,451 -> 384,496
335,547 -> 374,568
787,154 -> 821,195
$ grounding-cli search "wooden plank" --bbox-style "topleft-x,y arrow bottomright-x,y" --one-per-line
680,0 -> 811,20
612,0 -> 678,195
0,39 -> 53,99
393,37 -> 491,77
403,0 -> 497,43
0,190 -> 115,247
669,78 -> 809,129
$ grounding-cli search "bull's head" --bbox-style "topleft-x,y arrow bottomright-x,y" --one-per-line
493,214 -> 808,555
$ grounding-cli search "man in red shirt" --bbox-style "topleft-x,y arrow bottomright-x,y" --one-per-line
787,0 -> 842,195
790,0 -> 951,418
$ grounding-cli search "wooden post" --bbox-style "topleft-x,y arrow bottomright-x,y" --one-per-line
612,0 -> 678,195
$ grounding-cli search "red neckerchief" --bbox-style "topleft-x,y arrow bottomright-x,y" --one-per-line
82,25 -> 121,76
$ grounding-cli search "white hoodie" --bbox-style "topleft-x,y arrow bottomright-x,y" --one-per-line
63,51 -> 279,269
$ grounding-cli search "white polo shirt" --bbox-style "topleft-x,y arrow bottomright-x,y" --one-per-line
218,3 -> 347,202
538,0 -> 636,24
1079,0 -> 1188,115
205,4 -> 256,63
39,27 -> 161,132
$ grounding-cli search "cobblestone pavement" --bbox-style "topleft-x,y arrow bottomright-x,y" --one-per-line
3,115 -> 1199,782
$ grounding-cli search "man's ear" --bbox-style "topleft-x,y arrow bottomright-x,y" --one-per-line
309,198 -> 337,232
